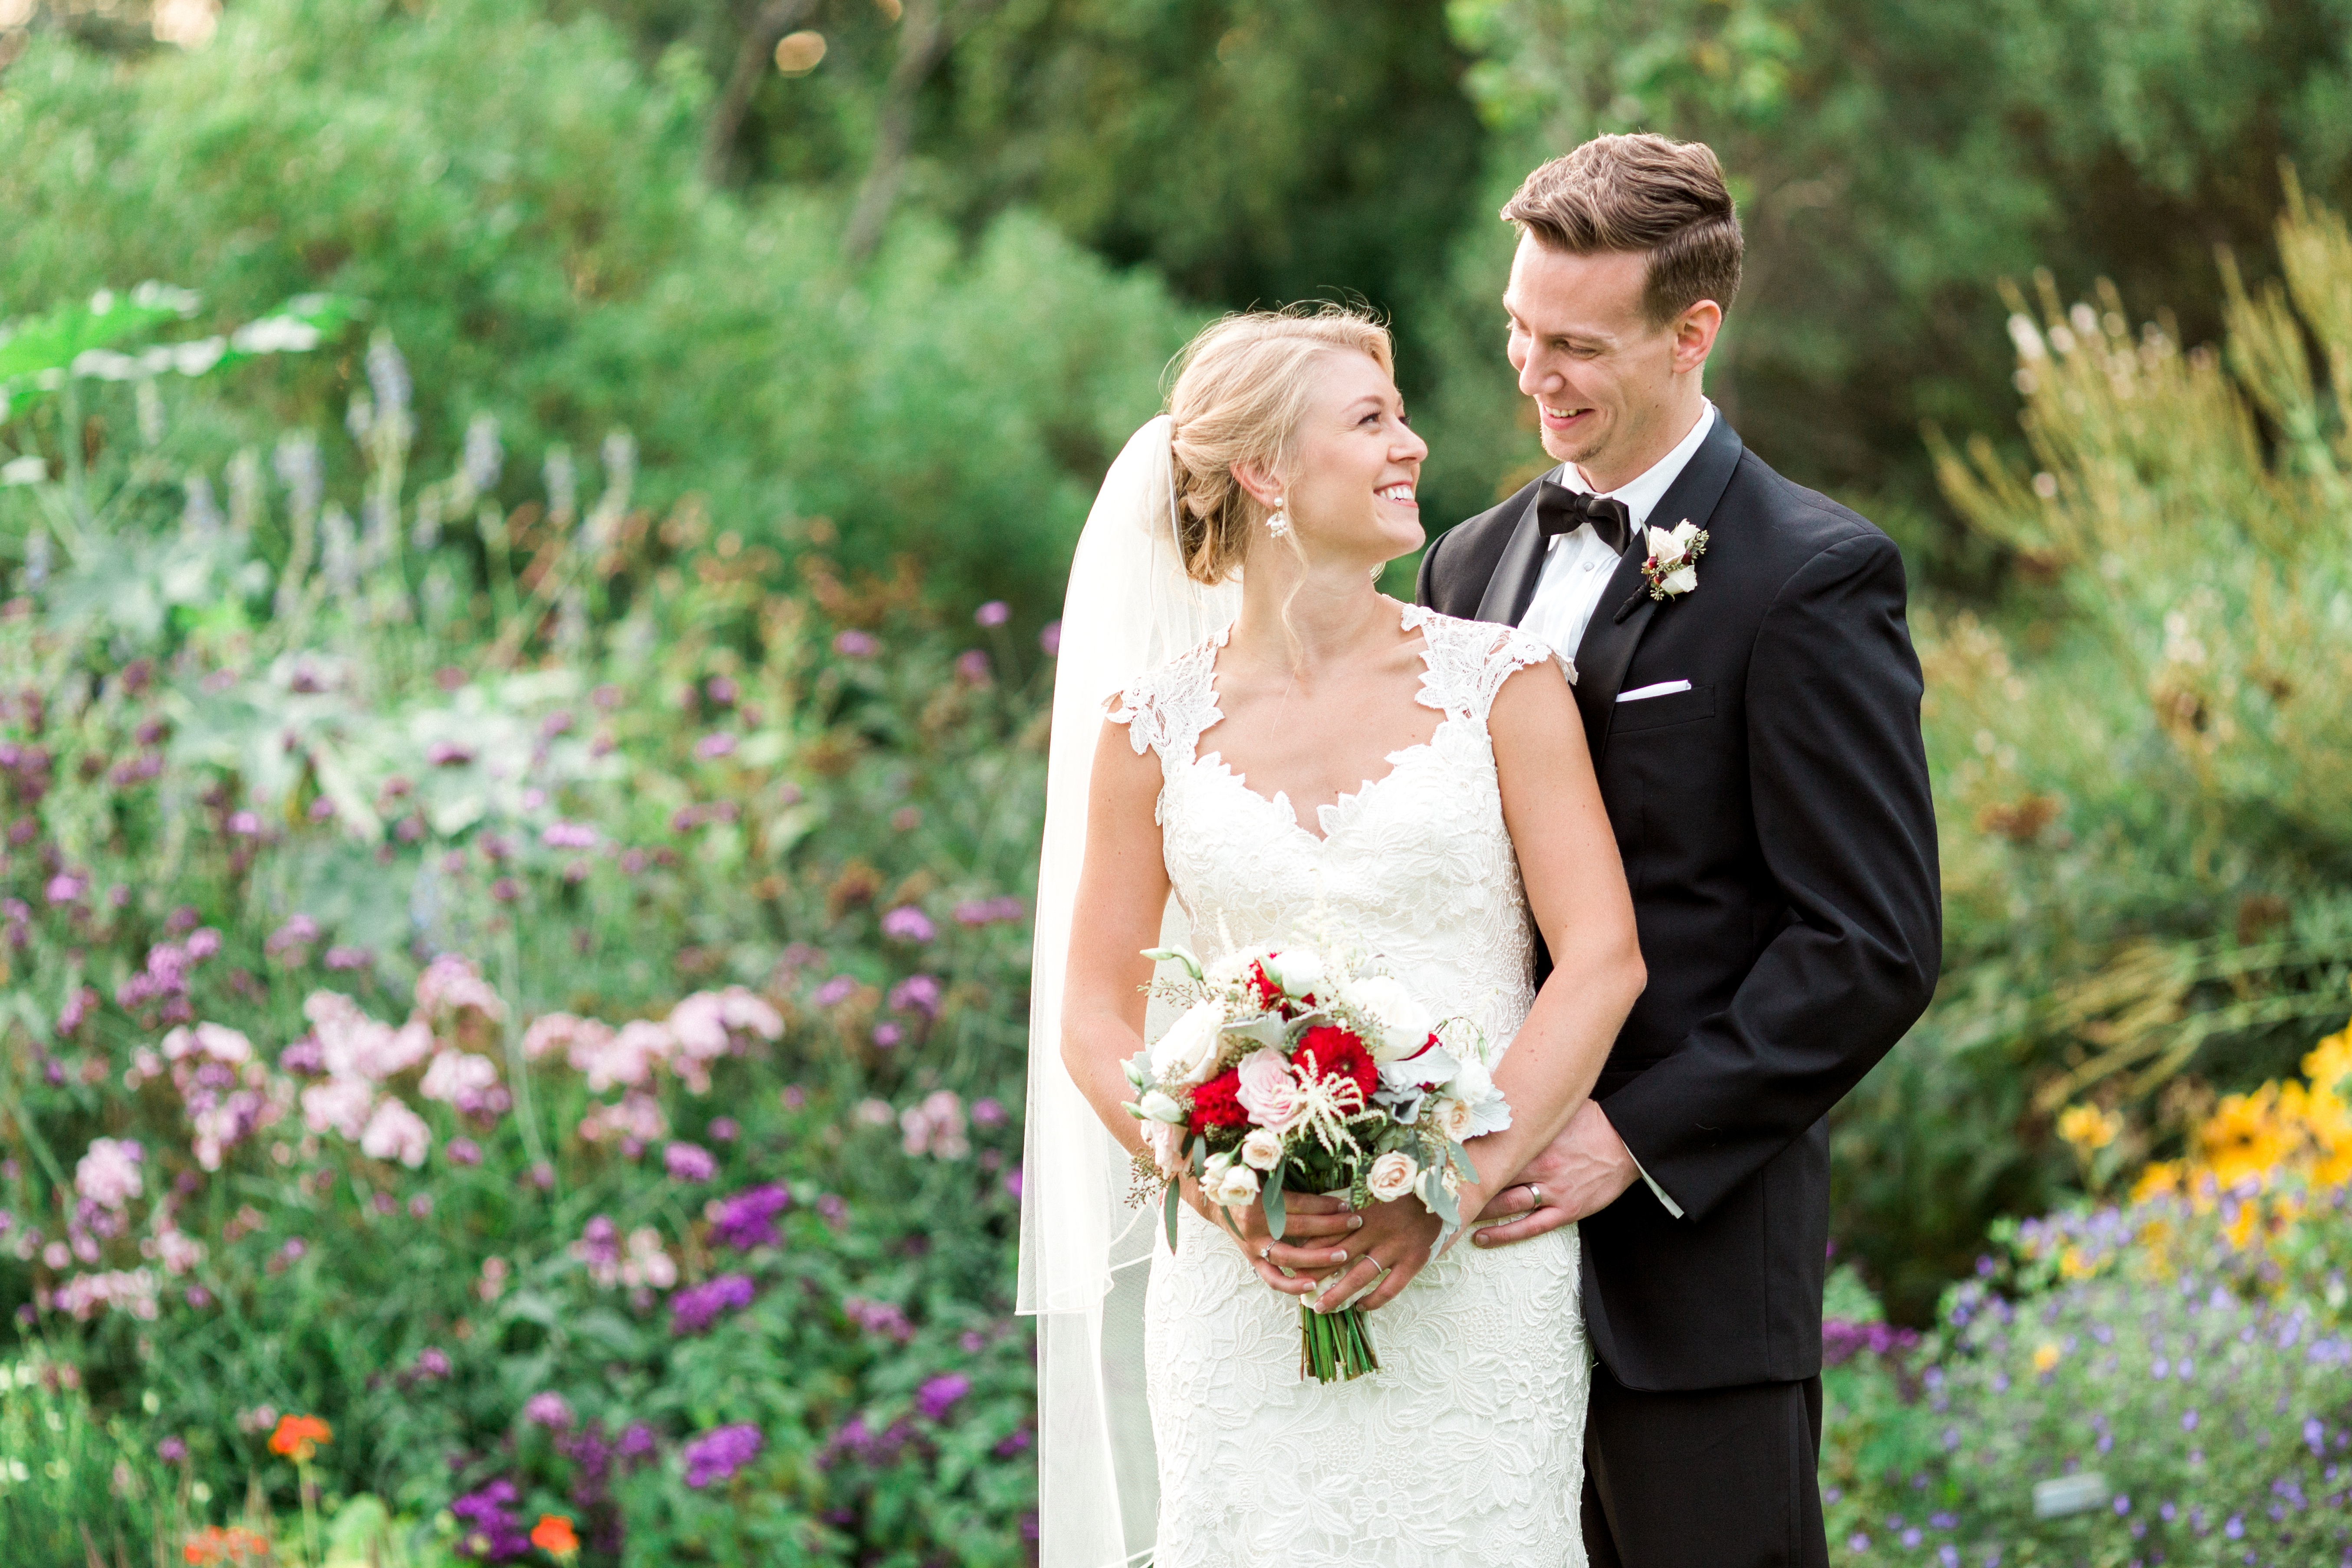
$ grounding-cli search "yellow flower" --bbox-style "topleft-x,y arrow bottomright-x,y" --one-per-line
2032,1342 -> 2062,1374
2224,1203 -> 2259,1250
2200,1087 -> 2290,1189
2058,1104 -> 2122,1151
2059,1245 -> 2097,1279
2131,1161 -> 2182,1204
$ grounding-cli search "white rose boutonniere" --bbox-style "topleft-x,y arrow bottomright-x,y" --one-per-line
1641,519 -> 1709,602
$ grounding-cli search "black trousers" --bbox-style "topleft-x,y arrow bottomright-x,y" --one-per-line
1581,1361 -> 1829,1568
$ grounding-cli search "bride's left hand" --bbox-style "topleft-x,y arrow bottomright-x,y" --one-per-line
1299,1193 -> 1454,1314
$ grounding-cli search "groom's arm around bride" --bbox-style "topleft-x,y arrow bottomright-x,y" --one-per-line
1418,133 -> 1941,1567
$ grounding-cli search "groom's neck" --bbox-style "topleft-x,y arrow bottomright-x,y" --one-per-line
1575,378 -> 1707,495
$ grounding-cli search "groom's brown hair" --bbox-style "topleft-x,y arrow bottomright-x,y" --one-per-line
1502,134 -> 1742,327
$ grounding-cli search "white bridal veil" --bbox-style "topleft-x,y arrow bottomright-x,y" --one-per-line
1017,416 -> 1241,1568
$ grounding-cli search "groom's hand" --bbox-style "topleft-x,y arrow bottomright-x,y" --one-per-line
1472,1100 -> 1641,1247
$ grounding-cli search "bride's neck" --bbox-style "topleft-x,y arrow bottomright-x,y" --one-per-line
1229,549 -> 1394,678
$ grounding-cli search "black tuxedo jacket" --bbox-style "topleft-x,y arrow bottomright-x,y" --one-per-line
1416,415 -> 1940,1390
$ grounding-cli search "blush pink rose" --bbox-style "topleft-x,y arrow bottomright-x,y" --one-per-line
1233,1048 -> 1303,1132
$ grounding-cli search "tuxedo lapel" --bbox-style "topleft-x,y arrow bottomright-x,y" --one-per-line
1472,478 -> 1553,627
1571,417 -> 1747,762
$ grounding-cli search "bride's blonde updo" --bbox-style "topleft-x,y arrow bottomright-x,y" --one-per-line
1166,304 -> 1395,585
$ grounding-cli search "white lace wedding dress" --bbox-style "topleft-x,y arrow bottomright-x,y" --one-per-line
1108,603 -> 1590,1568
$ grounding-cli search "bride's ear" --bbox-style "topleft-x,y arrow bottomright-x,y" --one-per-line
1230,460 -> 1283,513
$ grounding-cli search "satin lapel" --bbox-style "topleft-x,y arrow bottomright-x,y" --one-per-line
1571,417 -> 1747,763
1472,478 -> 1553,627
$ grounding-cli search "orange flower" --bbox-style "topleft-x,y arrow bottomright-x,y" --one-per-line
182,1525 -> 270,1566
267,1412 -> 332,1462
531,1513 -> 581,1560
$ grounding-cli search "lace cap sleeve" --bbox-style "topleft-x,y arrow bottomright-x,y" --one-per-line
1406,608 -> 1575,724
1104,639 -> 1222,763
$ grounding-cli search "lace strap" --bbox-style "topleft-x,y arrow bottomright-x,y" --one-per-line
1403,606 -> 1574,724
1105,637 -> 1224,767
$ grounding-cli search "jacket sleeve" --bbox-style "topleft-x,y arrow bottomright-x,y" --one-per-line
1600,531 -> 1941,1222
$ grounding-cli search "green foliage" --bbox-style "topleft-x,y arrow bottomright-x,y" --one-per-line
1831,187 -> 2352,1319
0,0 -> 1197,611
0,353 -> 1042,1562
0,1353 -> 174,1565
1431,0 -> 2352,564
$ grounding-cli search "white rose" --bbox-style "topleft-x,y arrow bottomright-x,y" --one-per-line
1365,1151 -> 1419,1204
1348,975 -> 1435,1061
1434,1094 -> 1476,1143
1661,564 -> 1699,595
1149,997 -> 1227,1087
1260,948 -> 1326,1000
1239,1127 -> 1284,1171
1202,1154 -> 1260,1208
1142,1118 -> 1184,1178
1137,1089 -> 1186,1124
1444,1055 -> 1513,1138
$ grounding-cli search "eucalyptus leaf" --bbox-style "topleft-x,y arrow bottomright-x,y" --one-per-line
1260,1158 -> 1288,1241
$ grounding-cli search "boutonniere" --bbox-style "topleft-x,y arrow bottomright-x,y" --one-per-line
1641,520 -> 1709,601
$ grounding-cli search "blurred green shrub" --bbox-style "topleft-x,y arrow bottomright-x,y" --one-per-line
0,341 -> 1046,1563
0,0 -> 1196,611
1832,184 -> 2352,1318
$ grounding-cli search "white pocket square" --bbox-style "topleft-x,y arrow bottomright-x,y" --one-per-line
1617,680 -> 1693,704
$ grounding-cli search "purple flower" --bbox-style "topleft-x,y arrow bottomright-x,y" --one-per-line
308,797 -> 336,822
323,945 -> 372,971
695,732 -> 738,760
523,1391 -> 574,1430
618,1421 -> 658,1461
45,872 -> 84,904
157,1435 -> 188,1463
670,1273 -> 755,1335
450,1477 -> 531,1561
426,741 -> 474,767
953,896 -> 1025,926
880,906 -> 935,943
1002,1166 -> 1023,1200
445,1137 -> 482,1166
974,601 -> 1010,628
843,1296 -> 914,1343
186,927 -> 221,960
664,1142 -> 718,1183
812,975 -> 857,1008
994,1428 -> 1033,1458
413,1347 -> 453,1380
872,1022 -> 903,1049
709,1183 -> 791,1250
705,675 -> 737,705
682,1423 -> 763,1489
972,1098 -> 1006,1128
888,974 -> 944,1017
916,1373 -> 971,1421
1039,621 -> 1061,657
833,630 -> 878,658
956,649 -> 991,683
708,1117 -> 739,1143
541,821 -> 598,850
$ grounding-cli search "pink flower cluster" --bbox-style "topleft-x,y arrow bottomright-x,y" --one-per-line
900,1091 -> 969,1160
74,1138 -> 145,1210
113,930 -> 220,1023
152,1022 -> 289,1172
570,1215 -> 678,1290
526,986 -> 783,1100
51,1267 -> 159,1321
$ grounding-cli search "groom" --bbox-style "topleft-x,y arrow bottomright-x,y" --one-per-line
1417,135 -> 1941,1566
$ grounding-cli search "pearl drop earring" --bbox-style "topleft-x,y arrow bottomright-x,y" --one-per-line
1265,495 -> 1290,538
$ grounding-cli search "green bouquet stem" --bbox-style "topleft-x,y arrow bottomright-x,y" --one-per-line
1299,1300 -> 1381,1383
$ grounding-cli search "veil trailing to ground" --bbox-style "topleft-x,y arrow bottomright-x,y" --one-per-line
1017,416 -> 1240,1568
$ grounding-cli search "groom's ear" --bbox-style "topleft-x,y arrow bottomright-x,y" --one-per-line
1669,299 -> 1724,376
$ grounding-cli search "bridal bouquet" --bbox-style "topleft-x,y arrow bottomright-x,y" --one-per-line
1122,936 -> 1510,1383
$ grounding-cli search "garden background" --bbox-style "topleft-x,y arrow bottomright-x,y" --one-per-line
3,0 -> 2352,1561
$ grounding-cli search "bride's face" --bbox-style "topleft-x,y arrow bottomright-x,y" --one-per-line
1266,352 -> 1428,569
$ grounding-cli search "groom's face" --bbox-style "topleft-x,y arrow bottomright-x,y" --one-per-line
1503,237 -> 1683,483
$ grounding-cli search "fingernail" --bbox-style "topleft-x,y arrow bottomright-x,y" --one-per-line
1349,1216 -> 1365,1230
1331,1250 -> 1347,1263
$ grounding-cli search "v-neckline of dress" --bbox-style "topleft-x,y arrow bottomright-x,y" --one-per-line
1191,603 -> 1455,847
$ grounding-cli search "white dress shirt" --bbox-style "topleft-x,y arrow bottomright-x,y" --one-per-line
1518,401 -> 1718,668
1515,401 -> 1716,1222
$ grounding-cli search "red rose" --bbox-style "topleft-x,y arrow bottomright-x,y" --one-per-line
1290,1026 -> 1377,1103
1244,961 -> 1282,1014
1187,1068 -> 1250,1131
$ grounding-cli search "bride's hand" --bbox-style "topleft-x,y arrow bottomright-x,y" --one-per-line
1185,1179 -> 1362,1298
1303,1194 -> 1448,1315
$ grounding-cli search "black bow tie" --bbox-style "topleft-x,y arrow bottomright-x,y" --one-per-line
1533,479 -> 1635,556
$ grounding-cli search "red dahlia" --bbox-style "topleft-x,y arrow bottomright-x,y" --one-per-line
1187,1068 -> 1250,1131
1244,961 -> 1283,1013
1291,1026 -> 1378,1103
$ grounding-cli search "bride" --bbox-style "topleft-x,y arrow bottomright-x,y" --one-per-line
1019,305 -> 1645,1567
